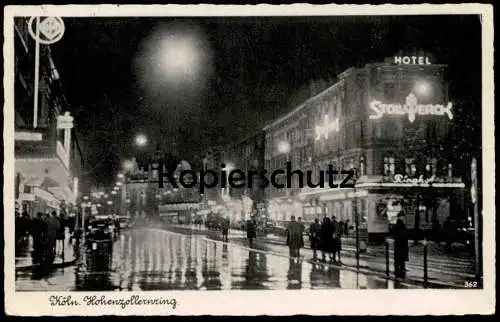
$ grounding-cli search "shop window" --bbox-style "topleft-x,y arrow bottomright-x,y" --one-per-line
426,158 -> 437,177
384,157 -> 395,176
405,158 -> 416,176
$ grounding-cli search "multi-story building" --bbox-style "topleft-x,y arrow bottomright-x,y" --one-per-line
261,54 -> 467,242
297,54 -> 464,243
206,53 -> 469,243
203,132 -> 266,225
263,102 -> 310,224
125,155 -> 201,223
14,17 -> 85,217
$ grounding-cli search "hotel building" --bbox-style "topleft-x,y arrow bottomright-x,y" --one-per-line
265,54 -> 466,243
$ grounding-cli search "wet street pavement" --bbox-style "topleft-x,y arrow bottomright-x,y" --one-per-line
16,227 -> 417,291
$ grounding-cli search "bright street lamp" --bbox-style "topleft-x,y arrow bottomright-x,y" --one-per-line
123,159 -> 134,171
117,173 -> 125,179
116,181 -> 123,186
135,134 -> 148,147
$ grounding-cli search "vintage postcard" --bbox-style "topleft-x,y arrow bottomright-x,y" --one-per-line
3,4 -> 495,316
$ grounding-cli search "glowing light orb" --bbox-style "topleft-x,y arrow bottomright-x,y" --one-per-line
415,81 -> 431,96
135,134 -> 148,147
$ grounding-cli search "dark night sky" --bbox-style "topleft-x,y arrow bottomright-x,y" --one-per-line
48,15 -> 481,188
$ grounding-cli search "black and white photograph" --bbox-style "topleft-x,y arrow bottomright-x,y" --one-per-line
4,4 -> 495,316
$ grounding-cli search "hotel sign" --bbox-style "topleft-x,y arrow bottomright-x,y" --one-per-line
394,56 -> 431,65
369,93 -> 453,123
315,115 -> 340,140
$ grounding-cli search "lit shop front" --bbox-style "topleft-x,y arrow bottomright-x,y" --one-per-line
267,197 -> 303,224
15,113 -> 79,216
158,203 -> 200,224
356,174 -> 465,243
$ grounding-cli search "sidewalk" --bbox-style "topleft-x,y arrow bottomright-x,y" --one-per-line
15,229 -> 77,272
168,224 -> 477,288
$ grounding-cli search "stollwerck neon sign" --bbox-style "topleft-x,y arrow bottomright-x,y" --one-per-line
369,93 -> 453,123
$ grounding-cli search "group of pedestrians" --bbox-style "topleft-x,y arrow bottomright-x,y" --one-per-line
15,210 -> 71,267
308,216 -> 343,263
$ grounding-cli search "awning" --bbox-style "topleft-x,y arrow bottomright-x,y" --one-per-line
34,187 -> 60,208
16,158 -> 70,188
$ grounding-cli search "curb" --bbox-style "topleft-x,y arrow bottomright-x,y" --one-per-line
15,258 -> 78,272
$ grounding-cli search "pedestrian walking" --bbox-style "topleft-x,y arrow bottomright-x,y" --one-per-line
443,216 -> 455,252
56,214 -> 66,256
286,216 -> 303,260
30,212 -> 47,264
332,216 -> 342,263
221,217 -> 230,242
309,218 -> 321,260
297,217 -> 305,251
246,218 -> 257,248
392,211 -> 409,278
319,217 -> 335,262
46,211 -> 61,265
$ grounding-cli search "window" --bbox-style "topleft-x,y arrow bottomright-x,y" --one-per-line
384,157 -> 395,176
405,158 -> 416,176
426,158 -> 437,176
359,156 -> 365,176
384,83 -> 396,101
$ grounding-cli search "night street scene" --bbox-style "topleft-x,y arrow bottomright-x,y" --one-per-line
12,13 -> 484,292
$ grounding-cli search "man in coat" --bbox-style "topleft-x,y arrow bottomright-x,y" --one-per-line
221,217 -> 230,242
286,216 -> 303,259
46,211 -> 61,265
309,218 -> 321,260
246,218 -> 257,248
392,211 -> 409,278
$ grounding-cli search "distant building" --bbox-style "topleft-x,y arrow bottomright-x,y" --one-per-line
14,18 -> 85,217
125,156 -> 201,223
203,132 -> 266,225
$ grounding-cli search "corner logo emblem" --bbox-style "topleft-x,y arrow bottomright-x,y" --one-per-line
28,17 -> 65,45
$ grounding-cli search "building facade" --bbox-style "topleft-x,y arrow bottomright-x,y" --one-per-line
14,17 -> 85,217
125,156 -> 201,223
263,54 -> 466,243
202,132 -> 266,226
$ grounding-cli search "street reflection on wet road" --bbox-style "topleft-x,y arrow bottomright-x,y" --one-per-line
16,228 -> 414,291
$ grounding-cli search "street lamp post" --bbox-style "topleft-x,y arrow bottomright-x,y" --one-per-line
352,168 -> 360,270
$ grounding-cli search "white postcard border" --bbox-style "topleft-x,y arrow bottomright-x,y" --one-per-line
3,3 -> 495,316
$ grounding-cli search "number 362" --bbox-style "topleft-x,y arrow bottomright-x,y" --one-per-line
465,281 -> 478,288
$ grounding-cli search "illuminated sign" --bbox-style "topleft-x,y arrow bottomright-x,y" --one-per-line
369,93 -> 453,123
394,56 -> 431,65
393,174 -> 435,185
15,131 -> 43,141
57,112 -> 74,129
315,115 -> 340,140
